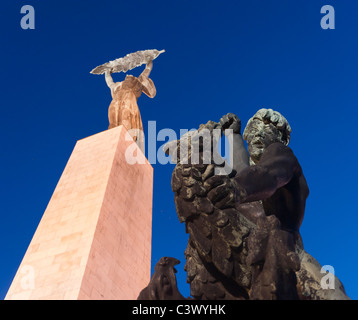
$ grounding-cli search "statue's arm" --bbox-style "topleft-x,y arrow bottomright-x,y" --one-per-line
234,143 -> 297,203
105,71 -> 115,89
140,60 -> 153,78
105,71 -> 121,97
138,60 -> 156,98
231,134 -> 250,173
220,113 -> 250,174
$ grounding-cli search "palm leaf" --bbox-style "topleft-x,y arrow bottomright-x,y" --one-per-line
90,49 -> 165,75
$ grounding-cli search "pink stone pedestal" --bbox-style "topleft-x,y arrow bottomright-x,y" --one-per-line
5,126 -> 153,300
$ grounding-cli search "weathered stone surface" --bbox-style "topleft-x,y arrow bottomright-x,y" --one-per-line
137,257 -> 185,300
295,240 -> 350,300
247,215 -> 300,300
167,120 -> 254,300
142,111 -> 350,300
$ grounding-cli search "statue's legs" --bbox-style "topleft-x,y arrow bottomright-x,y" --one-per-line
108,100 -> 119,129
108,100 -> 132,130
118,108 -> 132,132
107,98 -> 144,152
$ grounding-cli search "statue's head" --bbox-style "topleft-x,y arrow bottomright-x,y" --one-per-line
243,108 -> 291,164
154,257 -> 180,276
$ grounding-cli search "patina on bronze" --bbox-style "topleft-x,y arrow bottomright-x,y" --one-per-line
138,109 -> 349,300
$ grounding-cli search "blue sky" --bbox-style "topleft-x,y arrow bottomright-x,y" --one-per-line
1,0 -> 357,299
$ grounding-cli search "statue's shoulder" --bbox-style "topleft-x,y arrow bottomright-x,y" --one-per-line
265,142 -> 294,156
121,75 -> 142,91
262,143 -> 298,166
123,74 -> 138,84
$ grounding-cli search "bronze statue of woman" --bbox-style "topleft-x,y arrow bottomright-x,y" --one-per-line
105,60 -> 156,132
91,49 -> 165,150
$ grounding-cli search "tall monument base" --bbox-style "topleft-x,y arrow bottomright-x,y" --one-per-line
5,126 -> 153,300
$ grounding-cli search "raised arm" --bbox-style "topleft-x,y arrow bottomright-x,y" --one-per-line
219,113 -> 250,174
140,60 -> 153,78
105,71 -> 115,89
105,70 -> 121,97
234,143 -> 298,203
138,60 -> 156,98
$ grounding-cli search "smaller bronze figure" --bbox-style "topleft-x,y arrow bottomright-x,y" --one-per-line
137,257 -> 186,300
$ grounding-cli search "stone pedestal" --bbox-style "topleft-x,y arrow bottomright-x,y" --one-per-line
5,126 -> 153,300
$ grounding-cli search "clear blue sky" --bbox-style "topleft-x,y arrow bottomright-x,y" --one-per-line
1,0 -> 357,299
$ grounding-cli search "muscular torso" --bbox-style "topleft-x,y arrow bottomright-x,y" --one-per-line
235,143 -> 309,232
261,164 -> 309,232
